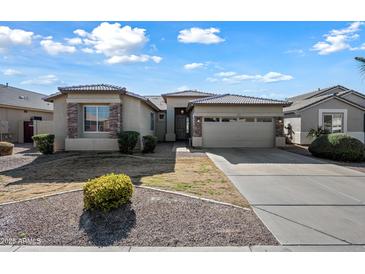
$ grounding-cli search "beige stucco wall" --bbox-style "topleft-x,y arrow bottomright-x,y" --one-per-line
122,94 -> 156,148
0,105 -> 53,143
53,92 -> 157,151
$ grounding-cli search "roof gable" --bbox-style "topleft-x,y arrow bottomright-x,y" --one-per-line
284,93 -> 365,113
288,85 -> 350,102
58,84 -> 126,93
162,90 -> 215,98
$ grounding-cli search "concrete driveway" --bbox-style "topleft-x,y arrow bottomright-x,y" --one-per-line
207,148 -> 365,245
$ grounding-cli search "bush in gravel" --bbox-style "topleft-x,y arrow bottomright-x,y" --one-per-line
83,173 -> 134,212
309,133 -> 364,162
142,135 -> 157,153
117,131 -> 140,154
0,141 -> 14,156
32,134 -> 55,154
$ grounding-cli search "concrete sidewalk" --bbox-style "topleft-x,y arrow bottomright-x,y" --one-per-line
1,245 -> 365,252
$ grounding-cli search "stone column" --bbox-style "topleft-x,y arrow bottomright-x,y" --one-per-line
109,103 -> 121,138
67,103 -> 78,138
274,117 -> 284,137
193,116 -> 202,137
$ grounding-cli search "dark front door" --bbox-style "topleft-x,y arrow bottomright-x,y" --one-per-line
24,121 -> 33,143
175,108 -> 187,140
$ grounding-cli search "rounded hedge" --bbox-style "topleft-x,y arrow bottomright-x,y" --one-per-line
0,141 -> 14,156
83,173 -> 134,212
142,135 -> 157,153
308,133 -> 364,162
32,134 -> 54,154
117,131 -> 140,154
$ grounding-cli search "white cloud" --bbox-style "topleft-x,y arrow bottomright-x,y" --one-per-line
0,26 -> 33,52
184,62 -> 204,70
65,37 -> 83,45
178,27 -> 224,44
21,74 -> 59,85
81,47 -> 95,53
213,71 -> 293,84
215,71 -> 237,77
106,54 -> 162,64
285,49 -> 305,56
312,22 -> 363,55
2,68 -> 23,76
73,29 -> 88,37
40,38 -> 76,55
74,22 -> 161,64
259,72 -> 293,83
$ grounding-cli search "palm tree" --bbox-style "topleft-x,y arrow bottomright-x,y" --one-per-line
355,57 -> 365,75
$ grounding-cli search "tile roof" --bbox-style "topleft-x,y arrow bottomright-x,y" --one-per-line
145,96 -> 167,111
0,84 -> 53,111
124,91 -> 160,111
162,90 -> 215,98
188,94 -> 291,106
58,84 -> 126,93
284,91 -> 365,113
288,85 -> 350,102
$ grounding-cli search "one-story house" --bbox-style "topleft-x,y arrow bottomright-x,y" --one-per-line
284,85 -> 365,144
44,84 -> 291,151
0,83 -> 53,143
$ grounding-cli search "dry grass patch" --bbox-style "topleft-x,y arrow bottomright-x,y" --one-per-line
0,153 -> 248,207
140,156 -> 249,207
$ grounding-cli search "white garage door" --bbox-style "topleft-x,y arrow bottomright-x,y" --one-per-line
202,117 -> 274,147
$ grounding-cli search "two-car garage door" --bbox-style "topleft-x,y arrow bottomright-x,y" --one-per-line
202,117 -> 274,147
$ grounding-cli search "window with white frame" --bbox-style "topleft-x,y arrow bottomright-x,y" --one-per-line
323,113 -> 343,133
84,106 -> 110,132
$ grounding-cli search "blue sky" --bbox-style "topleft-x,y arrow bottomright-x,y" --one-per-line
1,21 -> 365,98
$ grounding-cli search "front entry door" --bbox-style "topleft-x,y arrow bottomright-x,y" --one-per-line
175,108 -> 187,140
23,121 -> 33,143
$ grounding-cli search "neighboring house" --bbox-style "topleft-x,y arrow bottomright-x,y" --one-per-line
44,84 -> 290,151
284,85 -> 365,144
0,83 -> 53,143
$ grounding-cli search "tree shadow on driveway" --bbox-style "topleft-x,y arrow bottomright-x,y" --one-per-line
79,203 -> 136,246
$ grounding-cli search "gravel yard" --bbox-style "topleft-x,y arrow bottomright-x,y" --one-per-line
0,188 -> 277,247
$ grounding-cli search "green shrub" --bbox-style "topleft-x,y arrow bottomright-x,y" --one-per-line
117,131 -> 140,154
0,142 -> 14,156
309,133 -> 364,162
32,134 -> 54,154
83,173 -> 134,212
142,135 -> 157,153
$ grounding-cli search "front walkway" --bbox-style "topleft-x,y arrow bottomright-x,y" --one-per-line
207,148 -> 365,246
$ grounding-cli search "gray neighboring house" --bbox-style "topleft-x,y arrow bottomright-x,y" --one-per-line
0,84 -> 53,143
284,85 -> 365,145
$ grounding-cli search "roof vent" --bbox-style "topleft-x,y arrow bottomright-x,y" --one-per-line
18,95 -> 29,100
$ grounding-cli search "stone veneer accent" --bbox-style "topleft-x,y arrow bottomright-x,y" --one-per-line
109,103 -> 122,138
274,117 -> 284,137
193,116 -> 202,137
67,103 -> 78,138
